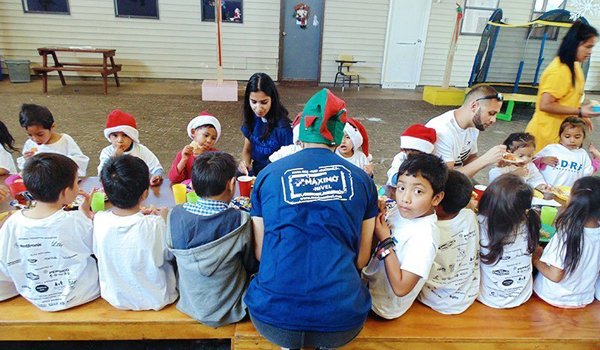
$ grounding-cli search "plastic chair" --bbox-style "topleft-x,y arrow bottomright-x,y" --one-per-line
334,54 -> 360,91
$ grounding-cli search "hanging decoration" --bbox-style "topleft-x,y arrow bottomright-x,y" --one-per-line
294,3 -> 310,29
231,7 -> 241,21
570,0 -> 600,20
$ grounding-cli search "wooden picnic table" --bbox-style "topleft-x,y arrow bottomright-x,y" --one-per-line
33,47 -> 122,94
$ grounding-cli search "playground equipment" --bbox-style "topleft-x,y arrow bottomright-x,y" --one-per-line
468,9 -> 589,121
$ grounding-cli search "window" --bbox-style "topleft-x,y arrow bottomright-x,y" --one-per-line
529,0 -> 567,39
115,0 -> 159,19
461,0 -> 500,35
201,0 -> 243,23
22,0 -> 70,14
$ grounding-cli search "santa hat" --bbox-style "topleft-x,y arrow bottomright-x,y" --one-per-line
104,109 -> 139,144
187,111 -> 222,141
400,124 -> 436,154
344,118 -> 371,160
299,89 -> 347,146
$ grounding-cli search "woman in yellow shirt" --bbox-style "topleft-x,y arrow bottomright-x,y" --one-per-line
526,21 -> 599,152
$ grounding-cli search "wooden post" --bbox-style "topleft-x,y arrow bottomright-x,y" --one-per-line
215,0 -> 224,84
442,2 -> 463,89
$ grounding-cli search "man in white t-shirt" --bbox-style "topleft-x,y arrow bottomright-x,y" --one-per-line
419,170 -> 480,314
426,85 -> 506,178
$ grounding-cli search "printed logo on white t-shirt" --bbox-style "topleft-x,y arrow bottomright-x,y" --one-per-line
282,164 -> 354,204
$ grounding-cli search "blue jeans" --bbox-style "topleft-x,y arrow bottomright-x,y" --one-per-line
249,313 -> 363,349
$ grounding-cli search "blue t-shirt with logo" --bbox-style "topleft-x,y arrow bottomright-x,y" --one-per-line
241,117 -> 293,174
245,147 -> 378,332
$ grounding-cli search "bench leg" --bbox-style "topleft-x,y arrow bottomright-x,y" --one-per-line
110,57 -> 121,87
102,74 -> 108,95
57,71 -> 67,86
42,73 -> 48,93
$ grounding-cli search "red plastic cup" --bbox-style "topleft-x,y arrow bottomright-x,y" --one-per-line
473,185 -> 487,201
238,176 -> 253,197
4,174 -> 28,204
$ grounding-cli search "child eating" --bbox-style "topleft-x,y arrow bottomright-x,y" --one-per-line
98,109 -> 164,186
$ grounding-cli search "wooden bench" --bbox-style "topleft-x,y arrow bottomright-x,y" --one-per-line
0,296 -> 234,342
234,297 -> 600,349
32,47 -> 122,95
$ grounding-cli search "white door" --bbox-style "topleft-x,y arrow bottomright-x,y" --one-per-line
381,0 -> 432,89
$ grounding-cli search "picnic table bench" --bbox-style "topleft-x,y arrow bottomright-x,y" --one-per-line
32,47 -> 122,95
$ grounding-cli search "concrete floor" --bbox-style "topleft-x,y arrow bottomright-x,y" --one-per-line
1,76 -> 599,185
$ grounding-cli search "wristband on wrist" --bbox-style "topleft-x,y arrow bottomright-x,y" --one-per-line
377,247 -> 392,261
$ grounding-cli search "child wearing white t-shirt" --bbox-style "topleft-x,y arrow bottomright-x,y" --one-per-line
533,176 -> 600,308
0,121 -> 18,175
16,104 -> 89,177
477,174 -> 540,309
362,153 -> 447,319
0,153 -> 99,311
534,117 -> 599,187
419,170 -> 480,314
386,124 -> 437,188
489,132 -> 551,194
335,118 -> 373,176
95,155 -> 177,311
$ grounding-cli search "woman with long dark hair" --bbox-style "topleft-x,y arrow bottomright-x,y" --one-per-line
239,73 -> 293,175
526,21 -> 599,152
0,121 -> 18,175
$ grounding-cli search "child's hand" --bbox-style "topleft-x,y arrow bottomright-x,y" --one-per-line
113,146 -> 126,157
589,144 -> 600,160
150,175 -> 163,187
157,207 -> 169,221
181,145 -> 194,160
23,151 -> 35,159
238,161 -> 250,175
374,212 -> 391,242
79,189 -> 94,220
141,204 -> 156,215
541,156 -> 559,167
363,163 -> 374,176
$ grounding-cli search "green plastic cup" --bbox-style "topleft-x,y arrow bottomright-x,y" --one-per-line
91,192 -> 105,213
187,192 -> 199,204
541,206 -> 558,226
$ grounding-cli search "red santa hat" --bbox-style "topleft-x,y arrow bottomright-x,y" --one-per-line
104,109 -> 139,144
187,111 -> 222,141
400,124 -> 436,154
344,118 -> 371,160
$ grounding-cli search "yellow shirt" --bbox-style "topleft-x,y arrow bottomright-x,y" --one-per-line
525,57 -> 584,152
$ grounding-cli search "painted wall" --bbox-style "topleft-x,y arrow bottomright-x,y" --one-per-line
0,0 -> 280,80
318,0 -> 390,85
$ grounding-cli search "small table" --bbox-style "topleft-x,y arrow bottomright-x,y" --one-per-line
79,177 -> 175,208
33,47 -> 122,94
334,59 -> 365,91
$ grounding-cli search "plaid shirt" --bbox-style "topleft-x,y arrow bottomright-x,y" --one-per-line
183,198 -> 229,216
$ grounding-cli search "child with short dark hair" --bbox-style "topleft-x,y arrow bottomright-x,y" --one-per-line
94,155 -> 177,311
362,152 -> 447,319
419,170 -> 480,314
534,176 -> 600,308
478,174 -> 540,308
16,104 -> 89,176
489,132 -> 550,194
0,121 -> 18,175
0,153 -> 99,310
98,109 -> 164,186
167,151 -> 258,327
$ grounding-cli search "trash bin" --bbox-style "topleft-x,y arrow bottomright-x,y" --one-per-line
5,60 -> 31,83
